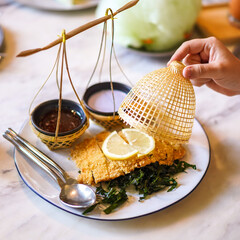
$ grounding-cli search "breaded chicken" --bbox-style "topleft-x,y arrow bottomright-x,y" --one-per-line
71,131 -> 186,185
71,134 -> 109,185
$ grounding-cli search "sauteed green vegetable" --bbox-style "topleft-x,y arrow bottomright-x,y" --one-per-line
83,160 -> 196,215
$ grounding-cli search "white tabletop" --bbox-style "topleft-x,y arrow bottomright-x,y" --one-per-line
0,2 -> 240,240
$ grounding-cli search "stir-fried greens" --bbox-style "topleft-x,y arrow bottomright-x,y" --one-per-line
83,160 -> 196,215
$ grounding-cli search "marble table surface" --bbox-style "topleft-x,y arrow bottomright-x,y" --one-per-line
0,2 -> 240,240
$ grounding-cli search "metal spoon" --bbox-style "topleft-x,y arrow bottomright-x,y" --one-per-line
3,129 -> 96,209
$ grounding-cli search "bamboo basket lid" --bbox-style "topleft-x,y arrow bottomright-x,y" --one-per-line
118,61 -> 196,143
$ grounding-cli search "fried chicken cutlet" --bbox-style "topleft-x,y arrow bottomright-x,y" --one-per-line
71,131 -> 186,185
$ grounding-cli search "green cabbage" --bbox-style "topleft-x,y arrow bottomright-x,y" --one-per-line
96,0 -> 201,52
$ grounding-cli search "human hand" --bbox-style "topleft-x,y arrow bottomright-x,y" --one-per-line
168,37 -> 240,96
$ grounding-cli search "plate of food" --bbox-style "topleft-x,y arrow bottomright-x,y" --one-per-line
14,118 -> 210,221
13,0 -> 99,11
123,27 -> 203,58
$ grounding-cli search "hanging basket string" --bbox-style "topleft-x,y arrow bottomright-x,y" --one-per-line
55,30 -> 65,139
85,8 -> 133,119
29,29 -> 88,142
28,43 -> 62,116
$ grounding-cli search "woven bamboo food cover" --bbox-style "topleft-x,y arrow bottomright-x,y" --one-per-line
118,61 -> 196,143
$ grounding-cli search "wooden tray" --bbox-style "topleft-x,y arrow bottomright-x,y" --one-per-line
197,5 -> 240,44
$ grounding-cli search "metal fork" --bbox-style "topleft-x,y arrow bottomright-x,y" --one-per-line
3,128 -> 78,185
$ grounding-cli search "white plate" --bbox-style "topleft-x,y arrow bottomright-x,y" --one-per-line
127,46 -> 176,58
13,0 -> 99,11
14,119 -> 210,221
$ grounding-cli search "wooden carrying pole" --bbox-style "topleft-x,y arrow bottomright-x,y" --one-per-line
17,0 -> 139,57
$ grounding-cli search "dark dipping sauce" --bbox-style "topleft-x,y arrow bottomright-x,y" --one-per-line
38,109 -> 82,133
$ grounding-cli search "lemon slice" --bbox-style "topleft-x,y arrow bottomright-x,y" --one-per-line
102,131 -> 138,160
121,128 -> 155,157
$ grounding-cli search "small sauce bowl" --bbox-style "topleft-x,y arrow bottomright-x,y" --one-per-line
30,99 -> 89,149
83,82 -> 131,129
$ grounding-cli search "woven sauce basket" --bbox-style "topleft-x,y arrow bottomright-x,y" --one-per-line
83,82 -> 131,130
82,8 -> 133,130
118,61 -> 196,144
29,30 -> 90,150
30,99 -> 89,150
30,120 -> 89,150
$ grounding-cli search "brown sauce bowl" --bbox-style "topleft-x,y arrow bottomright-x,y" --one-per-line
30,99 -> 89,149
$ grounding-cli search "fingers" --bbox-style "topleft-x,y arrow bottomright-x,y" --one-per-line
182,54 -> 201,66
169,38 -> 208,63
183,63 -> 217,79
167,37 -> 240,96
191,78 -> 211,87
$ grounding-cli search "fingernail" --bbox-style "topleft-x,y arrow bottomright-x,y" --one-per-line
184,66 -> 192,79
